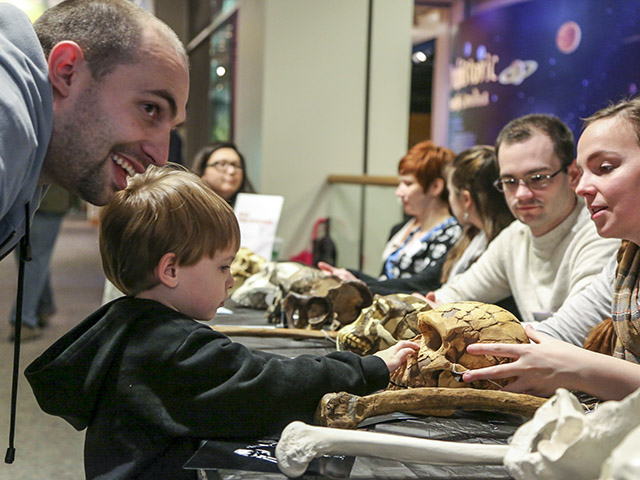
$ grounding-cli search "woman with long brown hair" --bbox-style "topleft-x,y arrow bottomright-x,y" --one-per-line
441,145 -> 514,284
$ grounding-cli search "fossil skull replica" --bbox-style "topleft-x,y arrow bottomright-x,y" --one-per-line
265,264 -> 337,324
229,247 -> 267,295
280,275 -> 373,330
390,301 -> 528,390
505,387 -> 640,480
230,261 -> 278,309
337,294 -> 429,355
231,262 -> 319,309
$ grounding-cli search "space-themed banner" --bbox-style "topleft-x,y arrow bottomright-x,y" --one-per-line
447,0 -> 640,153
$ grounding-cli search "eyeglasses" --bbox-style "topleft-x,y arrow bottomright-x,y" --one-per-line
493,167 -> 565,193
206,160 -> 243,172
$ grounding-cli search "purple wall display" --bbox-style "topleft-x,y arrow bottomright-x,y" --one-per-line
448,0 -> 640,153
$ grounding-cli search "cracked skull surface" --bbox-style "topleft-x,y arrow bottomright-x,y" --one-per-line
389,301 -> 528,390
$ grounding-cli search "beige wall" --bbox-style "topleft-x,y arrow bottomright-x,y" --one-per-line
235,0 -> 412,274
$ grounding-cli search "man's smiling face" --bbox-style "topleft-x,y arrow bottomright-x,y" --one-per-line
44,26 -> 189,206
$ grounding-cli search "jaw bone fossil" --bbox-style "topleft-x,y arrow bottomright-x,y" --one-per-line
315,387 -> 546,429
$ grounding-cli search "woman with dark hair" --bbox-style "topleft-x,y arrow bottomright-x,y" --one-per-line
441,145 -> 515,284
191,142 -> 255,206
319,140 -> 461,295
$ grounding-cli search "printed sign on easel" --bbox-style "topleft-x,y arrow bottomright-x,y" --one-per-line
234,193 -> 284,260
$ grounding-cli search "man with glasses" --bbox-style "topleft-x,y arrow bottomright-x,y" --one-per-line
426,114 -> 619,323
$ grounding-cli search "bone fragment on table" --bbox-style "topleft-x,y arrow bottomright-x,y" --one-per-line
505,387 -> 640,480
315,387 -> 546,429
275,420 -> 508,478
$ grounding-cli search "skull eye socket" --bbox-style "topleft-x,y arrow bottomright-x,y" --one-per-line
306,298 -> 331,325
422,324 -> 442,351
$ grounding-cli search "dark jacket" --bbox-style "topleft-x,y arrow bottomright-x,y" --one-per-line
25,297 -> 388,479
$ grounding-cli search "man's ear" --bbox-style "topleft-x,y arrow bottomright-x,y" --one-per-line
47,41 -> 86,98
155,252 -> 179,288
566,159 -> 581,189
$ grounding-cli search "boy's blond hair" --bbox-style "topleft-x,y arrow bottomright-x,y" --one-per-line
99,165 -> 240,296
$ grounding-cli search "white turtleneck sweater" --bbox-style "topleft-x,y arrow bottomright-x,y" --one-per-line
432,199 -> 620,323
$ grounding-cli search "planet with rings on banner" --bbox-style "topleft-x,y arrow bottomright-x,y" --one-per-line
556,21 -> 582,54
498,59 -> 538,86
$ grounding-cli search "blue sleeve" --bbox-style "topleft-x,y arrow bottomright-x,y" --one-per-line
0,5 -> 53,253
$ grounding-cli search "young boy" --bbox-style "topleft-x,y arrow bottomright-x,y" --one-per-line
25,166 -> 419,480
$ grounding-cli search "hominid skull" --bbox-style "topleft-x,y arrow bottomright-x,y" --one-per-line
266,263 -> 327,323
389,301 -> 528,390
282,276 -> 373,330
232,261 -> 323,312
337,294 -> 430,355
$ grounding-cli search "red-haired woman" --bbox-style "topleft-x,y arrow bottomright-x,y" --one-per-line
320,140 -> 461,295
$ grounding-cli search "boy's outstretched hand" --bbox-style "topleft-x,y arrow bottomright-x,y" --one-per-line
374,340 -> 420,373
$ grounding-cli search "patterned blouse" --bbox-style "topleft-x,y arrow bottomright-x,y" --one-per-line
381,217 -> 461,280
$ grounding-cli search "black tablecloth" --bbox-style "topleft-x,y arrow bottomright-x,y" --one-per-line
188,304 -> 523,479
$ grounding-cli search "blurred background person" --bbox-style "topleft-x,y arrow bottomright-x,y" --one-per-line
9,185 -> 75,341
441,145 -> 515,285
191,141 -> 255,207
320,140 -> 460,295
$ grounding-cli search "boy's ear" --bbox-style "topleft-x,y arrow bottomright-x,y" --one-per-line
155,252 -> 179,288
47,41 -> 87,98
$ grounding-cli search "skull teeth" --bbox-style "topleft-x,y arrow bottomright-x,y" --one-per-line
338,332 -> 372,355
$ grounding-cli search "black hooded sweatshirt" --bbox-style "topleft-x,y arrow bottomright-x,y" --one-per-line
25,297 -> 388,479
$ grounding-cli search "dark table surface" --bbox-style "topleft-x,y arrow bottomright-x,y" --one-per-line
187,303 -> 522,479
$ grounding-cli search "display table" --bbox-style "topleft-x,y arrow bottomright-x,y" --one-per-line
186,304 -> 524,479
